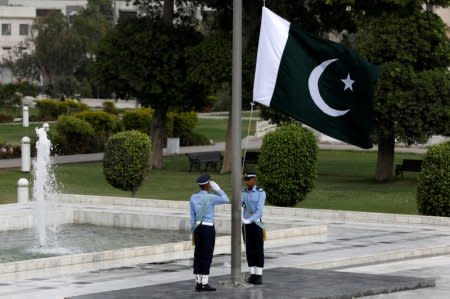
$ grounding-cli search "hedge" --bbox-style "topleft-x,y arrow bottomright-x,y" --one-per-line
122,108 -> 153,134
35,99 -> 88,120
417,142 -> 450,216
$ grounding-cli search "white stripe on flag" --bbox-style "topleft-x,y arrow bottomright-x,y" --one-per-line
253,7 -> 291,107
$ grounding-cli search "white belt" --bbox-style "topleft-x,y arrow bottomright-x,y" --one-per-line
196,221 -> 214,226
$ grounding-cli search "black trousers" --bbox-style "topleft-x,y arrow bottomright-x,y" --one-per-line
193,224 -> 216,275
242,223 -> 264,268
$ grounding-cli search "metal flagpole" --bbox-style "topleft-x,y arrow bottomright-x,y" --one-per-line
231,0 -> 242,286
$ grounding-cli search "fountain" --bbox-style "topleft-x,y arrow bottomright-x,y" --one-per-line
32,126 -> 58,247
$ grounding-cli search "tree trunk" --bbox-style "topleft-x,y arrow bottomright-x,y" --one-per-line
221,109 -> 233,173
151,108 -> 167,169
375,136 -> 395,182
163,0 -> 174,26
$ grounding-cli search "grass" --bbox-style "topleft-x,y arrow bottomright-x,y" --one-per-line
193,118 -> 256,142
0,118 -> 252,145
0,150 -> 424,214
0,122 -> 47,145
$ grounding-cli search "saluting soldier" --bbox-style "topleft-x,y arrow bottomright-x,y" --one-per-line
190,174 -> 229,292
241,171 -> 266,285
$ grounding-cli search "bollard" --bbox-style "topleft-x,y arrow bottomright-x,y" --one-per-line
17,178 -> 29,203
22,105 -> 29,127
21,136 -> 31,172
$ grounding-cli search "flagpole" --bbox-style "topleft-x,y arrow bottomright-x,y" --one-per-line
231,0 -> 242,286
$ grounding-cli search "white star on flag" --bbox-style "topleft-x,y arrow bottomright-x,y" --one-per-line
341,73 -> 355,91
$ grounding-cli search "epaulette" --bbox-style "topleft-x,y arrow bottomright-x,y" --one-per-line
256,187 -> 264,192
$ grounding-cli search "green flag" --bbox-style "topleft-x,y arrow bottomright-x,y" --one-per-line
253,8 -> 380,149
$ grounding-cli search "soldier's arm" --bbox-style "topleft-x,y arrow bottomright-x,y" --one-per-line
190,197 -> 196,231
248,191 -> 266,222
211,189 -> 229,205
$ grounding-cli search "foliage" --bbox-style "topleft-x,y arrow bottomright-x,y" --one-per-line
0,112 -> 14,123
167,111 -> 198,137
122,108 -> 153,134
352,6 -> 450,180
417,142 -> 450,217
35,99 -> 88,120
75,110 -> 119,137
102,100 -> 117,114
181,131 -> 210,146
258,124 -> 318,207
0,84 -> 22,109
96,17 -> 204,109
54,115 -> 96,154
103,130 -> 151,196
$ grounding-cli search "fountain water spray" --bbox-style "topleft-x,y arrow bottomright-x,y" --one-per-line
32,126 -> 57,247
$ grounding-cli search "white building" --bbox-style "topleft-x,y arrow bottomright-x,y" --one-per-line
0,0 -> 138,83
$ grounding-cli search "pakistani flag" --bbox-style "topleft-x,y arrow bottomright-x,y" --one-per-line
253,8 -> 380,149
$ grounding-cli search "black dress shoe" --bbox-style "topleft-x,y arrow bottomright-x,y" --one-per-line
252,275 -> 263,285
246,274 -> 256,284
200,284 -> 216,291
195,283 -> 202,291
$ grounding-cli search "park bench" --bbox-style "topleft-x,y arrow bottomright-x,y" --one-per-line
242,151 -> 260,171
395,159 -> 423,178
186,151 -> 223,172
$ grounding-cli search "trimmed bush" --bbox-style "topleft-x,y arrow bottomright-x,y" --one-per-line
258,124 -> 318,207
122,108 -> 153,134
54,115 -> 95,154
35,99 -> 88,120
181,132 -> 210,146
75,111 -> 119,137
417,142 -> 450,216
103,131 -> 151,197
102,100 -> 118,115
36,99 -> 63,120
167,111 -> 198,138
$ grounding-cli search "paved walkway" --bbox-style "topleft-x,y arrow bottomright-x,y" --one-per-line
0,136 -> 427,169
69,268 -> 434,299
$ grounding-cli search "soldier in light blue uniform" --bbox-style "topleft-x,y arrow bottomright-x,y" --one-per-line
241,171 -> 266,285
190,174 -> 229,292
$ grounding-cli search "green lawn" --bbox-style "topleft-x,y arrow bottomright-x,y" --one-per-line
193,118 -> 256,142
0,122 -> 47,145
0,150 -> 423,214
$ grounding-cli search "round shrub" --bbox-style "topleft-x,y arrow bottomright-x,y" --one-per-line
103,131 -> 151,197
122,108 -> 153,134
258,124 -> 318,207
417,142 -> 450,216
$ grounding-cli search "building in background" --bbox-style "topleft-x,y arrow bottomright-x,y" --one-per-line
0,0 -> 139,83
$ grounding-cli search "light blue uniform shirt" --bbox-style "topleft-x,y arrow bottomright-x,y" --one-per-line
241,186 -> 266,222
190,190 -> 229,230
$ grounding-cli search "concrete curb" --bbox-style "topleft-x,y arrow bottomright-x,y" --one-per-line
297,245 -> 450,270
60,194 -> 450,227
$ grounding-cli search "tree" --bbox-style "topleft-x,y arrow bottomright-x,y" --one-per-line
352,2 -> 450,181
95,17 -> 205,168
103,131 -> 151,197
